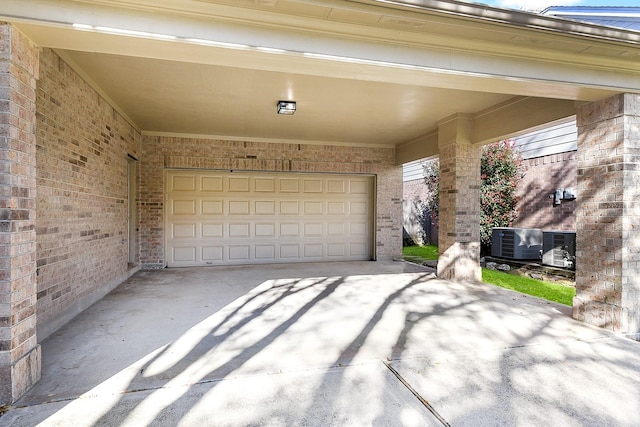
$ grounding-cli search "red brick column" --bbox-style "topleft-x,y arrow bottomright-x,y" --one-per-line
574,94 -> 640,338
437,115 -> 482,282
0,24 -> 40,404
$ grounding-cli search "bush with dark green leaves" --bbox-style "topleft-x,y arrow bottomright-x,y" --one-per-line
480,140 -> 524,253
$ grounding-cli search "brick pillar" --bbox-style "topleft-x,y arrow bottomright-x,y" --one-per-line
574,94 -> 640,338
0,24 -> 40,404
437,114 -> 482,282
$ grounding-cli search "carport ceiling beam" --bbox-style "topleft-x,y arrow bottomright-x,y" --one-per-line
472,97 -> 578,146
395,97 -> 577,165
396,131 -> 439,165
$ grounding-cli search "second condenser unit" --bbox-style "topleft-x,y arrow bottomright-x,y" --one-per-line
491,227 -> 543,260
542,231 -> 576,269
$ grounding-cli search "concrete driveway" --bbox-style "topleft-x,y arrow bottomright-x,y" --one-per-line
2,261 -> 639,426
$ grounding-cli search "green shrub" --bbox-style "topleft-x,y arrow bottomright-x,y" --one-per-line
480,140 -> 524,253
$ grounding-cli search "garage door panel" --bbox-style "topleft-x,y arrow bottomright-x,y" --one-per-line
327,243 -> 346,257
202,246 -> 223,262
303,179 -> 323,193
303,223 -> 323,237
172,175 -> 196,192
172,223 -> 196,239
255,200 -> 275,215
173,246 -> 196,263
173,200 -> 196,215
229,223 -> 250,237
202,223 -> 223,238
255,245 -> 276,260
281,223 -> 299,237
350,242 -> 368,256
201,176 -> 223,192
255,177 -> 275,192
280,201 -> 299,215
280,244 -> 300,258
279,178 -> 300,193
350,201 -> 368,215
255,223 -> 275,237
229,245 -> 250,260
327,201 -> 346,215
229,177 -> 250,192
328,223 -> 345,236
303,201 -> 323,215
167,171 -> 372,266
327,180 -> 346,193
349,180 -> 369,194
202,200 -> 223,215
229,200 -> 250,215
303,244 -> 323,258
351,223 -> 367,236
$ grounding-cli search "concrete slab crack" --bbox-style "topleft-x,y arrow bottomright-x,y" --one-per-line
382,359 -> 450,427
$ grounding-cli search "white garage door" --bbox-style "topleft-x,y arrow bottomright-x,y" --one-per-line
166,170 -> 373,267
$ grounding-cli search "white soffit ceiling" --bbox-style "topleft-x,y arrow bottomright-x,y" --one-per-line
60,50 -> 513,145
3,0 -> 639,147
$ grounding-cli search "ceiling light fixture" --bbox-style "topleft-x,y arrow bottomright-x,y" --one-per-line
277,100 -> 296,115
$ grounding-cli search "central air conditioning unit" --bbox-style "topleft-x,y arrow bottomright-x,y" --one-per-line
542,231 -> 576,269
491,227 -> 543,260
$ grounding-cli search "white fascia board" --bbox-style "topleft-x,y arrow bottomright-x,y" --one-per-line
2,0 -> 639,100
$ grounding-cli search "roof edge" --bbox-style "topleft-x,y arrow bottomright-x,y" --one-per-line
348,0 -> 640,44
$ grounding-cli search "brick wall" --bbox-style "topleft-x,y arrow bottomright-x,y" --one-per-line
437,116 -> 482,281
0,23 -> 41,405
403,178 -> 427,202
512,151 -> 577,230
35,49 -> 141,339
573,93 -> 640,336
139,136 -> 401,268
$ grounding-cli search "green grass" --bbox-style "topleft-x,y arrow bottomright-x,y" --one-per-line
402,245 -> 439,260
481,268 -> 575,306
402,245 -> 575,306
